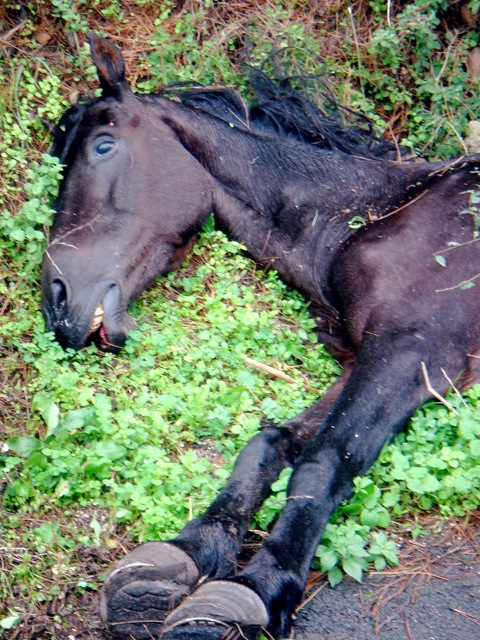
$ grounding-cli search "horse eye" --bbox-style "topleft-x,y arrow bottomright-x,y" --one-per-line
95,139 -> 115,156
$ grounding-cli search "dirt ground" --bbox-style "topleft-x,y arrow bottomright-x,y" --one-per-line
6,513 -> 479,640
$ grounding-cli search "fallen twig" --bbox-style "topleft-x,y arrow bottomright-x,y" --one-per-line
440,367 -> 468,409
295,579 -> 328,613
420,361 -> 459,416
402,611 -> 415,640
244,357 -> 319,393
435,270 -> 480,292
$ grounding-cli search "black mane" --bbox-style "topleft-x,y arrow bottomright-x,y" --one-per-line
165,68 -> 400,160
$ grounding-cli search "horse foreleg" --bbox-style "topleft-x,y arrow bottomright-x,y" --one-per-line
101,367 -> 352,638
173,364 -> 353,576
160,334 -> 455,639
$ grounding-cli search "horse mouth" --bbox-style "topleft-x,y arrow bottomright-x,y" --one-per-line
87,301 -> 132,352
89,304 -> 112,351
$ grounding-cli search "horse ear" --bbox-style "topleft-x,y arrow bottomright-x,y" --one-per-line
87,34 -> 129,98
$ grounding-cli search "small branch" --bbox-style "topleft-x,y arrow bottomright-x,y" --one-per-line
433,236 -> 480,256
435,271 -> 480,293
188,496 -> 193,521
445,120 -> 469,154
348,6 -> 364,91
373,190 -> 429,222
420,361 -> 459,416
435,39 -> 454,83
245,357 -> 296,383
402,612 -> 414,640
244,357 -> 318,393
259,229 -> 271,259
295,580 -> 328,613
427,155 -> 467,177
440,368 -> 468,409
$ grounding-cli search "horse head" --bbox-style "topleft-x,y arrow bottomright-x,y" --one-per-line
41,35 -> 213,351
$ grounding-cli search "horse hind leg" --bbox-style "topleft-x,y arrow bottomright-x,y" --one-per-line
100,370 -> 352,639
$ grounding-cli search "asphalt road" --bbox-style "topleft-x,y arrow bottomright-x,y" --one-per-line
293,519 -> 479,640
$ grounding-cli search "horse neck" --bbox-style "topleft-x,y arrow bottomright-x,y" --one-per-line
153,95 -> 440,296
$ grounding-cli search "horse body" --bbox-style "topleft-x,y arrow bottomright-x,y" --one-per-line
41,36 -> 480,640
154,96 -> 480,369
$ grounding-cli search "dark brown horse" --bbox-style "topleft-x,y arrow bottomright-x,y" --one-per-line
41,36 -> 480,640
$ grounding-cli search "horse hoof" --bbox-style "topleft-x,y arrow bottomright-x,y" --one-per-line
100,541 -> 200,639
161,580 -> 269,640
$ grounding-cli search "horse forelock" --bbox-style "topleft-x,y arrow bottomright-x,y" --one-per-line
51,101 -> 94,165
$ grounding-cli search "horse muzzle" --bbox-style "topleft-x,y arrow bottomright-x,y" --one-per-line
41,276 -> 134,353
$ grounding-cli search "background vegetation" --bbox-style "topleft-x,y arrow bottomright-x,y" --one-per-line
0,1 -> 479,637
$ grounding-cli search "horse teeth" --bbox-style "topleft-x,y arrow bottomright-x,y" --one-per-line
89,305 -> 104,332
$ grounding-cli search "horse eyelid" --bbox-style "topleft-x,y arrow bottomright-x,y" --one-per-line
95,138 -> 116,156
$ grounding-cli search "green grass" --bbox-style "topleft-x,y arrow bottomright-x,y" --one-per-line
0,0 -> 479,633
3,227 -> 340,539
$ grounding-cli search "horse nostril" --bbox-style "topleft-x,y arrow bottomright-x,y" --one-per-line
51,278 -> 68,311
